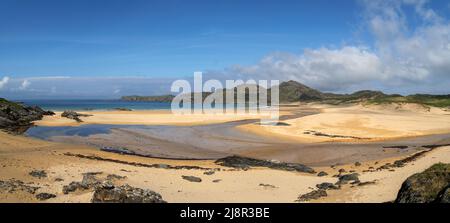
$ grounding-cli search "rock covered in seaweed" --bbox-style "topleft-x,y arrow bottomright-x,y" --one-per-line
395,163 -> 450,203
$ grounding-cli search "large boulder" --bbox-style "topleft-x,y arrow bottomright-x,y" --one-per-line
395,163 -> 450,203
92,182 -> 166,203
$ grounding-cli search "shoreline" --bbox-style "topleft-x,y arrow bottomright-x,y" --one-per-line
1,102 -> 450,202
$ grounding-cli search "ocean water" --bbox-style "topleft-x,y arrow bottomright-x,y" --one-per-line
20,99 -> 172,111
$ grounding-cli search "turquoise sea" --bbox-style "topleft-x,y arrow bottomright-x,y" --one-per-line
20,99 -> 172,111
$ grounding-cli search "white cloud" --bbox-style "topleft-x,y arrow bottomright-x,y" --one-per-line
208,0 -> 450,93
19,79 -> 31,90
0,76 -> 10,89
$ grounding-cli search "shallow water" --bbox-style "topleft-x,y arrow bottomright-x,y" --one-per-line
25,121 -> 450,166
20,99 -> 172,111
26,124 -> 143,139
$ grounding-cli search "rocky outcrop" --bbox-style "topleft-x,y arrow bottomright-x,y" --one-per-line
0,98 -> 54,134
61,111 -> 92,122
336,173 -> 360,185
316,182 -> 339,190
0,179 -> 40,194
35,193 -> 56,201
395,163 -> 450,203
62,172 -> 103,194
91,182 -> 166,203
215,155 -> 315,174
296,189 -> 327,202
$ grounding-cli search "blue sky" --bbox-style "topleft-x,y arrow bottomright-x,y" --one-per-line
0,0 -> 359,77
1,0 -> 450,99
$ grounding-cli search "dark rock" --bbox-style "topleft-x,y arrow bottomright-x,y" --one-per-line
395,163 -> 450,203
36,193 -> 56,200
435,187 -> 450,203
62,172 -> 102,194
337,173 -> 360,184
355,162 -> 362,166
383,145 -> 408,149
29,170 -> 47,179
297,189 -> 327,202
259,183 -> 277,189
215,155 -> 315,174
92,183 -> 166,203
316,182 -> 339,190
0,179 -> 40,194
61,110 -> 92,122
203,170 -> 215,175
54,178 -> 64,182
338,168 -> 346,173
357,180 -> 377,186
62,182 -> 86,194
212,179 -> 222,183
317,171 -> 328,177
0,98 -> 54,134
182,175 -> 202,183
106,174 -> 127,181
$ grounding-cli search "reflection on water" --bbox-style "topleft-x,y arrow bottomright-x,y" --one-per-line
25,124 -> 143,139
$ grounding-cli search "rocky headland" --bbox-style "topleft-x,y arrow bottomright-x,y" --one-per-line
0,98 -> 54,134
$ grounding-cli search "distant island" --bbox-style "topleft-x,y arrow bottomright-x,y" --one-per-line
121,80 -> 450,108
121,95 -> 175,102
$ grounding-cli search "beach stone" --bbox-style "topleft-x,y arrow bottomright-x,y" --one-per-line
259,183 -> 277,189
338,168 -> 346,173
203,170 -> 215,175
0,179 -> 40,194
297,189 -> 327,202
317,171 -> 328,177
106,174 -> 126,181
62,182 -> 86,194
355,162 -> 362,166
62,172 -> 103,194
182,175 -> 202,183
92,183 -> 166,203
337,173 -> 360,184
215,155 -> 315,174
29,170 -> 47,179
36,193 -> 56,201
212,179 -> 222,183
357,181 -> 377,186
395,163 -> 450,203
316,182 -> 339,190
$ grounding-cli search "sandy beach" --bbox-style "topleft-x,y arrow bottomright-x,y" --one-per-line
34,109 -> 291,127
238,103 -> 450,143
1,129 -> 449,203
1,103 -> 450,203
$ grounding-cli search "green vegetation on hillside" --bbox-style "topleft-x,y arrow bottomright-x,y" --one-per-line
367,94 -> 450,108
120,81 -> 450,108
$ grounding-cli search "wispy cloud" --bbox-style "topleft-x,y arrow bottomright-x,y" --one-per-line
19,79 -> 31,90
0,76 -> 9,90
